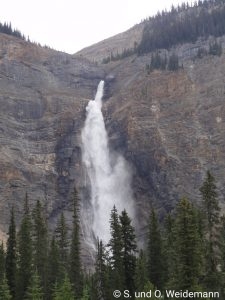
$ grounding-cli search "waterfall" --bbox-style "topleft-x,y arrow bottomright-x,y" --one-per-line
81,80 -> 133,244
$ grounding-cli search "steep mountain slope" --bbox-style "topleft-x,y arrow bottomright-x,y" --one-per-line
0,33 -> 105,242
0,4 -> 225,250
102,50 -> 225,231
76,23 -> 145,63
78,29 -> 225,241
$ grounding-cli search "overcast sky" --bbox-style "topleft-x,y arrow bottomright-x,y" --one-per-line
1,0 -> 193,54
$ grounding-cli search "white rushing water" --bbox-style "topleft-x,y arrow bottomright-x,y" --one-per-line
81,80 -> 133,244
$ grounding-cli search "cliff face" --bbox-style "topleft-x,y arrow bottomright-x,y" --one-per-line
102,53 -> 225,234
0,33 -> 105,240
0,29 -> 225,247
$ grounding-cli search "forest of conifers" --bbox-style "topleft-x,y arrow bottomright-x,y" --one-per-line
0,171 -> 224,299
138,0 -> 225,54
103,0 -> 225,64
0,22 -> 24,40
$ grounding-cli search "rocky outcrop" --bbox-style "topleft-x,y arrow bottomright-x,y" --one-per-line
102,52 -> 225,237
0,34 -> 105,241
0,28 -> 225,252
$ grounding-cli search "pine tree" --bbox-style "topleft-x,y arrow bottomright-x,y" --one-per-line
150,51 -> 162,70
17,193 -> 33,300
135,250 -> 148,291
32,200 -> 48,295
119,209 -> 137,296
80,285 -> 90,300
52,275 -> 74,300
108,206 -> 124,295
6,207 -> 17,298
147,208 -> 164,289
47,236 -> 60,300
141,281 -> 158,300
200,171 -> 221,290
95,239 -> 108,300
168,53 -> 179,71
164,214 -> 177,287
69,188 -> 83,298
220,216 -> 225,298
0,275 -> 12,300
55,212 -> 69,278
173,198 -> 203,290
221,216 -> 225,273
0,241 -> 5,284
25,271 -> 43,300
209,41 -> 222,56
200,171 -> 220,233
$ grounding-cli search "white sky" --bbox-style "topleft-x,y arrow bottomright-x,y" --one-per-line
1,0 -> 193,54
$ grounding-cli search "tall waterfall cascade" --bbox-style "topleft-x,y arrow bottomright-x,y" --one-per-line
81,80 -> 133,244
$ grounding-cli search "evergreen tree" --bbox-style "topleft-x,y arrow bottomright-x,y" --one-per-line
119,209 -> 137,296
0,21 -> 24,40
80,285 -> 90,300
147,208 -> 164,289
220,216 -> 225,298
150,51 -> 162,70
25,271 -> 43,300
168,53 -> 179,71
138,0 -> 225,55
0,241 -> 5,284
141,281 -> 158,300
0,275 -> 12,300
17,193 -> 33,300
95,239 -> 108,300
6,207 -> 17,298
173,198 -> 203,290
163,214 -> 177,287
69,188 -> 83,298
135,250 -> 148,291
200,171 -> 221,290
200,171 -> 220,234
52,275 -> 74,300
221,216 -> 225,273
47,236 -> 60,300
108,206 -> 124,295
209,41 -> 222,56
55,212 -> 69,278
32,200 -> 48,295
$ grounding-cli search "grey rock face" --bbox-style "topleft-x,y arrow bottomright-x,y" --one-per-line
1,30 -> 225,254
0,34 -> 105,241
103,52 -> 225,240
